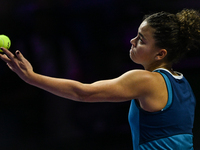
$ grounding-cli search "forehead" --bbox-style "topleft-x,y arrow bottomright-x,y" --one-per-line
138,21 -> 155,39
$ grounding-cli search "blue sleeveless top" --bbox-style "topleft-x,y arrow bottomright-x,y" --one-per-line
128,68 -> 196,150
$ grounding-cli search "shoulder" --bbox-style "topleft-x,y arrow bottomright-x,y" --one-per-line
119,69 -> 161,83
126,70 -> 168,112
117,70 -> 163,97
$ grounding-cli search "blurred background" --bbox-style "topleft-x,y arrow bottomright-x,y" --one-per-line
0,0 -> 200,149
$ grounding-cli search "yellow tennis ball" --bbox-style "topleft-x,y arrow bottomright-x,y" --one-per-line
0,35 -> 11,52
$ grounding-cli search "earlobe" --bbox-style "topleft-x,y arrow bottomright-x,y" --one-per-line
155,49 -> 167,60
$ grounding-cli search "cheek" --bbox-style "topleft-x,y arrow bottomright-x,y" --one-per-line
133,46 -> 154,63
130,47 -> 145,63
135,46 -> 146,58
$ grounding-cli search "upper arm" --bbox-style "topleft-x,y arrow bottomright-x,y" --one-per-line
79,70 -> 155,102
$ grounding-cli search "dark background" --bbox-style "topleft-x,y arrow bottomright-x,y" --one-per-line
0,0 -> 200,149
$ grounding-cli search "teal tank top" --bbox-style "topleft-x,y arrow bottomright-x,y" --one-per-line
128,68 -> 195,149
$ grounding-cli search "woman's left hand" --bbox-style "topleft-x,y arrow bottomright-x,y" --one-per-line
0,47 -> 34,83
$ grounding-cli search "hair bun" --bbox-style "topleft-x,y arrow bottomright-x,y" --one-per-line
176,9 -> 200,51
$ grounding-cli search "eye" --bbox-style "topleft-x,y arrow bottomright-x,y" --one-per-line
138,36 -> 145,44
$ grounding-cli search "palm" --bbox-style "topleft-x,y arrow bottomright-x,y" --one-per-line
0,48 -> 34,82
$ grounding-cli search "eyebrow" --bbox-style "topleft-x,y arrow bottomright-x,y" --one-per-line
139,32 -> 146,40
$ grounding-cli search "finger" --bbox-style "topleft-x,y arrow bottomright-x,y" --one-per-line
0,53 -> 12,63
7,63 -> 14,71
15,50 -> 24,61
0,47 -> 15,61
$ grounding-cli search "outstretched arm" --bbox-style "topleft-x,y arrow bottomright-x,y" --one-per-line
0,47 -> 151,103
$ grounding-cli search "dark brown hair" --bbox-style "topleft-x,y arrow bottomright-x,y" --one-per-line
144,9 -> 200,63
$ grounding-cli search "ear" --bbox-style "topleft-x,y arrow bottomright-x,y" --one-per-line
155,49 -> 167,61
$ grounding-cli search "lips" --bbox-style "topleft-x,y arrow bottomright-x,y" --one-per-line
130,47 -> 135,54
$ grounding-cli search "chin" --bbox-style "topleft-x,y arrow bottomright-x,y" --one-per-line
130,57 -> 143,66
130,55 -> 137,63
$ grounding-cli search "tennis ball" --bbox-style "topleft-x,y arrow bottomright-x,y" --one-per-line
0,35 -> 11,53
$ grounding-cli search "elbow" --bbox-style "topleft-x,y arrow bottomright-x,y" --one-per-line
76,94 -> 94,103
73,83 -> 103,103
74,85 -> 94,102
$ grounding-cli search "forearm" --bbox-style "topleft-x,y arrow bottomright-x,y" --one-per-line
27,72 -> 85,101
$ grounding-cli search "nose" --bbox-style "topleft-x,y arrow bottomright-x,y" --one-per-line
130,37 -> 137,47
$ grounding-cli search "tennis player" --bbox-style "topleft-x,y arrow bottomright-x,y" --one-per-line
1,9 -> 199,149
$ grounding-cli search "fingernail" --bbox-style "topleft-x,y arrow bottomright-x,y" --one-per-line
16,51 -> 19,55
0,47 -> 3,50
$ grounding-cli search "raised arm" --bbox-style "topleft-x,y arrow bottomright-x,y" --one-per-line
0,47 -> 153,103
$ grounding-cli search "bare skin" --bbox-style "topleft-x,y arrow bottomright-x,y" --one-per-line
0,20 -> 176,112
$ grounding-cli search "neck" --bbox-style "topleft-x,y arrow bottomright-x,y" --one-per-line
144,62 -> 175,74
